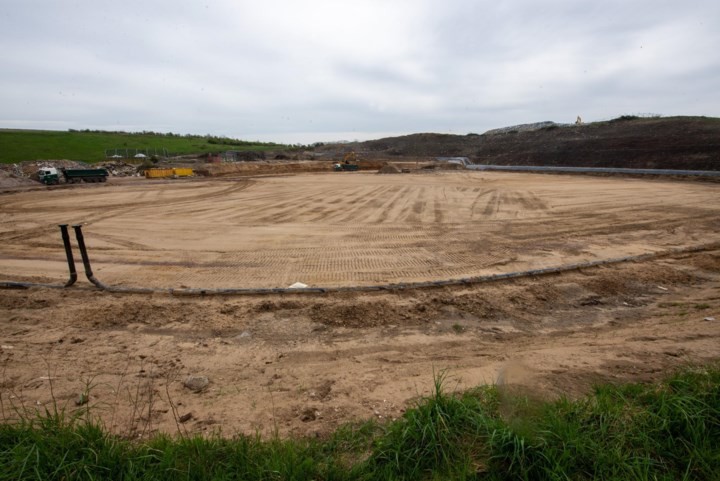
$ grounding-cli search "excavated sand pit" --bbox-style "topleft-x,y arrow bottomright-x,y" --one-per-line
0,171 -> 719,438
2,171 -> 719,289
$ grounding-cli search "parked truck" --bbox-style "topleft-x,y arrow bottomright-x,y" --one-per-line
334,151 -> 360,171
333,163 -> 359,171
62,168 -> 108,183
38,167 -> 108,185
38,167 -> 60,185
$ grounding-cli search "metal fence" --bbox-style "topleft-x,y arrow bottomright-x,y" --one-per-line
104,148 -> 170,159
467,165 -> 720,177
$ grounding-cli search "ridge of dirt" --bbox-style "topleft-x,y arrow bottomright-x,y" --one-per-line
318,116 -> 720,171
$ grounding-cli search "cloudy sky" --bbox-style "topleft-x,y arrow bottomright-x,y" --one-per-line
1,1 -> 718,144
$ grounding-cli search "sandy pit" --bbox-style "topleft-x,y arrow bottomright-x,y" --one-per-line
1,171 -> 719,438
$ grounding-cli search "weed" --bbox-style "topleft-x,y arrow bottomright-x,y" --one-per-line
0,366 -> 718,480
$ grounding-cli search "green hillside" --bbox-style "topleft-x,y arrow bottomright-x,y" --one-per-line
0,129 -> 284,164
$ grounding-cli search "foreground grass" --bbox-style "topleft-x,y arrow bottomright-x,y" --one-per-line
0,129 -> 284,163
1,367 -> 718,480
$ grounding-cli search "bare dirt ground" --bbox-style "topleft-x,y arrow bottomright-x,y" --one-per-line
2,171 -> 719,288
1,171 -> 719,439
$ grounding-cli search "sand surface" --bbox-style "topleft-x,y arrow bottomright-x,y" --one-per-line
1,171 -> 719,288
0,171 -> 719,438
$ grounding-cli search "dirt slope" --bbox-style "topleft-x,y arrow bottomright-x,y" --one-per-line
321,116 -> 720,171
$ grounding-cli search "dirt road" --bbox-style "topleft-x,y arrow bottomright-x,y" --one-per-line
0,172 -> 719,438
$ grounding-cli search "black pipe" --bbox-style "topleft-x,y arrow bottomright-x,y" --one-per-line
72,224 -> 108,289
3,239 -> 719,295
58,224 -> 77,287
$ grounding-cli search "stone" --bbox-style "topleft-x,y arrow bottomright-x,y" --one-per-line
183,375 -> 209,392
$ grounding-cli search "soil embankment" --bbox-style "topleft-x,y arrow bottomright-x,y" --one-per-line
319,116 -> 720,171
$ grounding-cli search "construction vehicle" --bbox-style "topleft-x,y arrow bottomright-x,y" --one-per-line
334,151 -> 359,171
38,167 -> 108,184
333,163 -> 359,171
61,168 -> 108,183
38,167 -> 60,185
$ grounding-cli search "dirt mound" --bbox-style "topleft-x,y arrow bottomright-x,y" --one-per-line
0,169 -> 36,188
317,116 -> 720,171
196,161 -> 332,177
309,300 -> 408,327
377,163 -> 401,174
97,161 -> 139,177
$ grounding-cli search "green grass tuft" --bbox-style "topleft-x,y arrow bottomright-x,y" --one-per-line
1,366 -> 718,480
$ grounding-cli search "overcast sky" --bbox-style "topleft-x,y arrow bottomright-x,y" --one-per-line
1,1 -> 718,144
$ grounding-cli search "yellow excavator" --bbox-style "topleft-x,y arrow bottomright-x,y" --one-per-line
334,151 -> 359,171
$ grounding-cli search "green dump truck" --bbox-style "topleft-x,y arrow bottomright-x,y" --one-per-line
38,167 -> 60,185
62,168 -> 108,183
333,163 -> 359,172
38,167 -> 109,185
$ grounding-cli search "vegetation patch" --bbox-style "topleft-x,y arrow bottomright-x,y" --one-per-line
0,129 -> 286,164
1,366 -> 718,480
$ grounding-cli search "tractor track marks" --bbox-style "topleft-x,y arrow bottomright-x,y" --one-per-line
0,180 -> 255,214
2,172 -> 720,288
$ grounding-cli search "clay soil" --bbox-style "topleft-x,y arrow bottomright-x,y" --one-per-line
1,171 -> 719,439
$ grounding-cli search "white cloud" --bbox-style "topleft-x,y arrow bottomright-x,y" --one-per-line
0,0 -> 718,143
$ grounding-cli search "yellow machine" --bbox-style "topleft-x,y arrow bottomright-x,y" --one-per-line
334,151 -> 359,171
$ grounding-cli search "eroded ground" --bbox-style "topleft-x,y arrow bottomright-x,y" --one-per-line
0,172 -> 719,438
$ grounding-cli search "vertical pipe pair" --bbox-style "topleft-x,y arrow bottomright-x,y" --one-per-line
58,224 -> 105,289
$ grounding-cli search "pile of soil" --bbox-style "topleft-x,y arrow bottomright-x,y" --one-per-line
377,163 -> 401,174
97,161 -> 140,177
316,116 -> 720,171
196,159 -> 386,177
196,161 -> 331,177
0,169 -> 36,188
